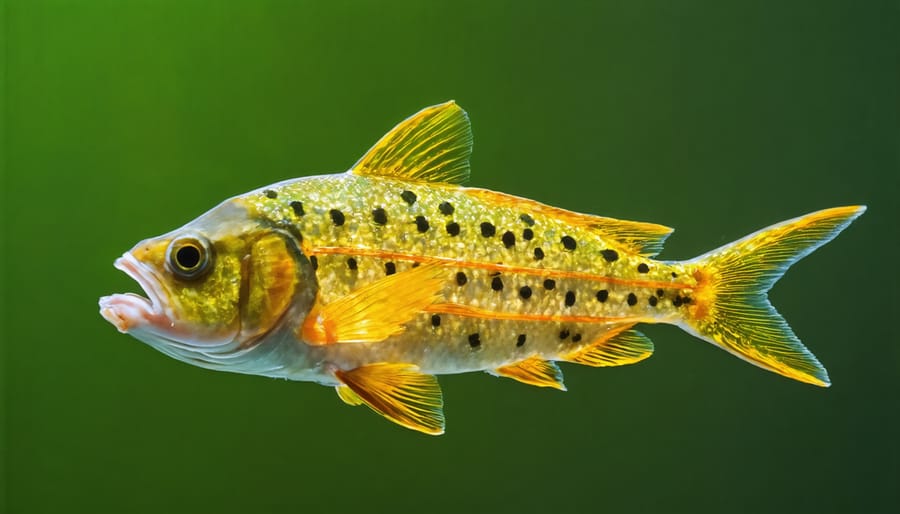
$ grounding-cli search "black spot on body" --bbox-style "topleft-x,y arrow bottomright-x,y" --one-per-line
446,222 -> 461,236
439,201 -> 454,215
431,314 -> 441,327
346,257 -> 357,270
648,296 -> 658,307
561,235 -> 577,251
627,293 -> 637,306
543,279 -> 556,290
533,247 -> 545,260
565,291 -> 576,307
385,262 -> 396,275
468,333 -> 481,347
456,271 -> 468,286
401,190 -> 417,205
682,297 -> 692,305
671,272 -> 678,278
290,201 -> 305,217
519,213 -> 535,226
516,334 -> 527,347
502,231 -> 516,248
480,222 -> 496,237
673,296 -> 683,307
519,285 -> 532,299
656,289 -> 665,297
522,228 -> 534,241
596,290 -> 608,302
637,263 -> 650,274
329,209 -> 345,226
415,216 -> 430,232
264,189 -> 277,199
491,276 -> 504,291
309,255 -> 318,270
559,329 -> 570,340
601,249 -> 618,262
572,334 -> 582,343
372,207 -> 387,225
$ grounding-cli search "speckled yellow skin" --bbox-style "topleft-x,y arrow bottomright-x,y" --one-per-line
238,172 -> 696,382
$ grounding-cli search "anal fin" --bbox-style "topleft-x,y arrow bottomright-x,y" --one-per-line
493,357 -> 567,390
564,328 -> 654,367
335,363 -> 445,435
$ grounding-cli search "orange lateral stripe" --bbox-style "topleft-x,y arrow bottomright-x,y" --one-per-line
309,246 -> 692,290
424,302 -> 644,325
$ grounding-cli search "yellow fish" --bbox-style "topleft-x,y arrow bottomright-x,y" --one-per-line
99,101 -> 865,435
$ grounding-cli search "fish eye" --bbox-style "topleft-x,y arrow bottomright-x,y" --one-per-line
166,235 -> 213,280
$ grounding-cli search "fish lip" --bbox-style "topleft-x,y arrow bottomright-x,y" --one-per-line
99,252 -> 172,333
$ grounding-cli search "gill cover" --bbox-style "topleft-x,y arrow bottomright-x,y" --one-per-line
240,231 -> 303,341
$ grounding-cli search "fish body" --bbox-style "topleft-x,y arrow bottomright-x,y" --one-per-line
100,102 -> 865,434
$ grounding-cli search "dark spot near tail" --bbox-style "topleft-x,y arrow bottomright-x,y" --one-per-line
673,296 -> 683,307
656,289 -> 664,297
264,189 -> 277,199
456,271 -> 468,286
468,333 -> 481,348
517,334 -> 527,347
502,231 -> 516,248
637,263 -> 650,274
533,247 -> 545,260
329,209 -> 345,226
480,222 -> 496,237
520,213 -> 535,226
401,190 -> 417,205
385,262 -> 396,275
346,257 -> 357,270
519,285 -> 532,299
491,276 -> 504,291
412,262 -> 420,268
627,293 -> 637,306
648,296 -> 658,307
682,297 -> 692,305
561,235 -> 577,251
601,249 -> 619,262
671,271 -> 678,278
522,228 -> 534,241
372,207 -> 387,225
309,255 -> 318,270
431,314 -> 441,327
572,334 -> 582,343
439,201 -> 454,215
290,201 -> 305,217
559,329 -> 570,340
543,279 -> 556,290
596,290 -> 608,302
565,291 -> 576,307
446,222 -> 461,236
415,215 -> 430,233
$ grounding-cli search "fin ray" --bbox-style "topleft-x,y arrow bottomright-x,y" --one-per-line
564,326 -> 655,367
493,357 -> 566,390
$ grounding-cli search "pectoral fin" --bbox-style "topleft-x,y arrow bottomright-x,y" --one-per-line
493,357 -> 567,390
335,363 -> 445,435
301,263 -> 445,345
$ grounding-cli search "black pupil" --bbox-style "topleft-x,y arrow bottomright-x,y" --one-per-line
176,244 -> 202,270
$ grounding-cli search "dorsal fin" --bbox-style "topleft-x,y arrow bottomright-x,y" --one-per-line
465,188 -> 673,257
351,101 -> 472,184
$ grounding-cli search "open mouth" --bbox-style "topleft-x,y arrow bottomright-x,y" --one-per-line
99,252 -> 171,333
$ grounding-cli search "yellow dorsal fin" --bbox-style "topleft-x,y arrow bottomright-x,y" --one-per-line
465,188 -> 673,257
301,263 -> 445,345
335,363 -> 445,435
351,101 -> 472,184
564,326 -> 655,367
493,357 -> 567,390
335,385 -> 364,406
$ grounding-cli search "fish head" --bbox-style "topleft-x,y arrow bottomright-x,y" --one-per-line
100,198 -> 313,366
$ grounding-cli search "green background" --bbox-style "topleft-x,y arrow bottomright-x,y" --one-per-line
3,1 -> 898,512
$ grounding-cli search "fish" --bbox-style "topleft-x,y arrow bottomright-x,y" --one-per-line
99,101 -> 866,435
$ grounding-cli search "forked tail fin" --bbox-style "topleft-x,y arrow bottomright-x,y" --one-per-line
679,206 -> 866,386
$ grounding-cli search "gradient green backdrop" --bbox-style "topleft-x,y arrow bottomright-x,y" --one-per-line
2,1 -> 898,513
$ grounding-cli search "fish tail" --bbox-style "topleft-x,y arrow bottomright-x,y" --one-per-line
677,206 -> 866,386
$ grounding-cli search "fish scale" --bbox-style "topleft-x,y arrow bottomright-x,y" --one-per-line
100,101 -> 865,435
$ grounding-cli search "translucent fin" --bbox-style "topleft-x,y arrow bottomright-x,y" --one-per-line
493,357 -> 567,390
465,188 -> 673,257
564,326 -> 654,367
335,363 -> 445,435
335,385 -> 364,406
680,206 -> 866,386
351,101 -> 472,184
300,264 -> 445,345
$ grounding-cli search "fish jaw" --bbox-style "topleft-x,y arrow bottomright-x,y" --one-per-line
99,252 -> 174,334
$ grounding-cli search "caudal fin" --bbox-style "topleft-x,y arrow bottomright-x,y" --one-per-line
679,206 -> 866,387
